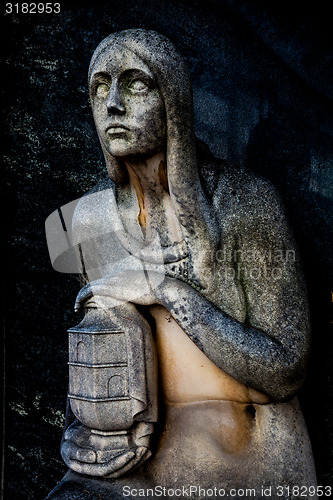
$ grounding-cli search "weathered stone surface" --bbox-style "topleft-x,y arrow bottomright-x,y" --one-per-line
45,28 -> 318,498
3,2 -> 333,499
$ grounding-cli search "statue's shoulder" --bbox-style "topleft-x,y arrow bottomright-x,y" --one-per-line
201,156 -> 285,224
72,176 -> 117,240
197,139 -> 280,206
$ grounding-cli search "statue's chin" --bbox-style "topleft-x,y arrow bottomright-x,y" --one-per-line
104,140 -> 165,161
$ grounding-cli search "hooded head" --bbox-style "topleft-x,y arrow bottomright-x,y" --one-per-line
88,29 -> 197,194
88,30 -> 218,289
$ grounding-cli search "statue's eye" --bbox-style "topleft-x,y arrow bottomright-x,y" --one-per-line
95,83 -> 110,98
127,79 -> 148,92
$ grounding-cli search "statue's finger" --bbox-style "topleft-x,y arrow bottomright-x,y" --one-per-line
130,449 -> 151,470
102,450 -> 136,471
133,446 -> 148,462
62,440 -> 96,464
104,447 -> 150,478
127,446 -> 151,469
95,449 -> 125,463
64,458 -> 102,476
74,283 -> 93,311
66,450 -> 136,477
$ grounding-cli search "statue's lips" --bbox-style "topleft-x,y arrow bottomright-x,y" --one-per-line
106,125 -> 129,136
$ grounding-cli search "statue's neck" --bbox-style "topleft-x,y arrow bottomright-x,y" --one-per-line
121,152 -> 182,243
124,152 -> 168,196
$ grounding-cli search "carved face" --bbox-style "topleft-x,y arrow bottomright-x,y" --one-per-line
90,47 -> 166,159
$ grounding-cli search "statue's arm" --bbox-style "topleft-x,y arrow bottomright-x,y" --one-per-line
155,182 -> 310,403
156,276 -> 309,402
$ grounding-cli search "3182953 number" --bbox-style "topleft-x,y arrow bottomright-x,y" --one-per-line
5,3 -> 61,14
276,485 -> 332,497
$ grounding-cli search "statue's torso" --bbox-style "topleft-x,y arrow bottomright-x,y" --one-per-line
149,304 -> 269,405
70,169 -> 317,494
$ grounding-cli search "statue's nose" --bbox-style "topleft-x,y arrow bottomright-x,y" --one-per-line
107,83 -> 125,115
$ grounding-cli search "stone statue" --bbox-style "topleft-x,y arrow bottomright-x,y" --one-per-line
47,29 -> 317,499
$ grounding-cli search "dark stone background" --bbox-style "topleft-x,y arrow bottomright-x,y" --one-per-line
2,0 -> 333,498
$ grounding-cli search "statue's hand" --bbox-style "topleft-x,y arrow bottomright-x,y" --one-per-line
74,270 -> 166,311
61,420 -> 152,478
